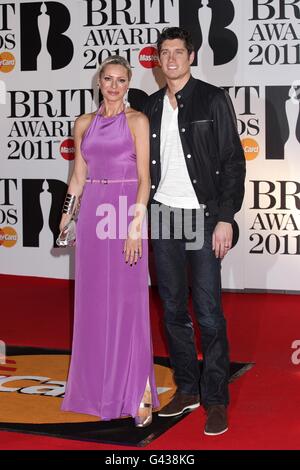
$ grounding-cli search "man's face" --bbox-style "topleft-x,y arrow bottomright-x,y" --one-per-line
159,38 -> 194,81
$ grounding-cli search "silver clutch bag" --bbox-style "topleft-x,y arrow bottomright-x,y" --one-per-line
56,218 -> 76,247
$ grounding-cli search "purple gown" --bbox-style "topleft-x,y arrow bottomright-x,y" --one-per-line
61,110 -> 159,420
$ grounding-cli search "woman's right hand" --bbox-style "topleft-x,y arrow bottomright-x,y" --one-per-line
59,213 -> 72,232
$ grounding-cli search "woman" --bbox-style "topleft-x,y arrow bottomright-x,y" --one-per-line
59,55 -> 159,427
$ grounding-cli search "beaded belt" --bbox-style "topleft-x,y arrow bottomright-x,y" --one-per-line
86,178 -> 138,184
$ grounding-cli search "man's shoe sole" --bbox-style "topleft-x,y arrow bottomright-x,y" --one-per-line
204,427 -> 228,436
158,402 -> 200,418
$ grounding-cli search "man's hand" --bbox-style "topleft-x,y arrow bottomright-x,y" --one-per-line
212,222 -> 233,259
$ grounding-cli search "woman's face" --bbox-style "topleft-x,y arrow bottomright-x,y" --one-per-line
99,64 -> 129,102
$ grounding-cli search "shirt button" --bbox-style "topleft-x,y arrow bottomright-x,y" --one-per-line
203,204 -> 207,209
152,160 -> 156,164
152,133 -> 157,138
205,212 -> 210,217
179,103 -> 184,108
186,154 -> 191,159
181,128 -> 186,133
192,179 -> 197,184
177,94 -> 181,99
151,185 -> 155,189
216,170 -> 219,175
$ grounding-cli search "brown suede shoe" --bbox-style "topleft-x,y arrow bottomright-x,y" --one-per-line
204,405 -> 228,436
158,391 -> 200,417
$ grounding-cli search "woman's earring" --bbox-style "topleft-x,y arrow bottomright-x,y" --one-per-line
123,89 -> 130,108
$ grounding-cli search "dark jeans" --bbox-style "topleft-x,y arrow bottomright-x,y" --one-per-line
151,203 -> 230,407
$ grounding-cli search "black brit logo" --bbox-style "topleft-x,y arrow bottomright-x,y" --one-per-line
179,0 -> 238,66
20,1 -> 74,71
265,83 -> 300,160
22,179 -> 67,247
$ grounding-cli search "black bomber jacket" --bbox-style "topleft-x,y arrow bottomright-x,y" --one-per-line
143,76 -> 246,224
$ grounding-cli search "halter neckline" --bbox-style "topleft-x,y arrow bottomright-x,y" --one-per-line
98,103 -> 125,120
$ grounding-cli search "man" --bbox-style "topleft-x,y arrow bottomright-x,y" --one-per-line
144,27 -> 246,435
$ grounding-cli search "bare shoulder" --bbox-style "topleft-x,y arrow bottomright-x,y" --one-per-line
125,108 -> 149,132
74,112 -> 96,135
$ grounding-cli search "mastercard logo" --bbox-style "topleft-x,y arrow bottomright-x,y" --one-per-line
60,138 -> 75,160
0,226 -> 18,247
139,47 -> 159,69
0,52 -> 16,73
241,138 -> 260,161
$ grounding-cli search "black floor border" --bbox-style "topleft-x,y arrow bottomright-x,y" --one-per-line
1,345 -> 254,447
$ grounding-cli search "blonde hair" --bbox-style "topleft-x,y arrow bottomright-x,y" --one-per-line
98,55 -> 132,81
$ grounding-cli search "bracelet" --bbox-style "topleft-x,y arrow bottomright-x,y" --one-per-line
62,193 -> 76,214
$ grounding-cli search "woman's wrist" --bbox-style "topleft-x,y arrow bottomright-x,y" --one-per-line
59,213 -> 72,230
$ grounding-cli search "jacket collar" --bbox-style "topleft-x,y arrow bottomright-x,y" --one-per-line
175,75 -> 197,101
157,75 -> 197,103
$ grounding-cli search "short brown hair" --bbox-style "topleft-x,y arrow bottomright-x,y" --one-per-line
157,27 -> 194,56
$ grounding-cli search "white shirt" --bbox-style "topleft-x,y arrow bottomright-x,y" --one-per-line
153,95 -> 200,209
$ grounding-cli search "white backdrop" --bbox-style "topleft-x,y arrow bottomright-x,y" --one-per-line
0,0 -> 300,290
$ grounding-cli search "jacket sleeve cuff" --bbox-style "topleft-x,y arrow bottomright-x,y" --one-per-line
217,206 -> 235,224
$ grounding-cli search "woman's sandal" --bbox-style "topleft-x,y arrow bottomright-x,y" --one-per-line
134,387 -> 152,428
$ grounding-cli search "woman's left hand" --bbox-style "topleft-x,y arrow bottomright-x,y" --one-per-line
123,232 -> 142,265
